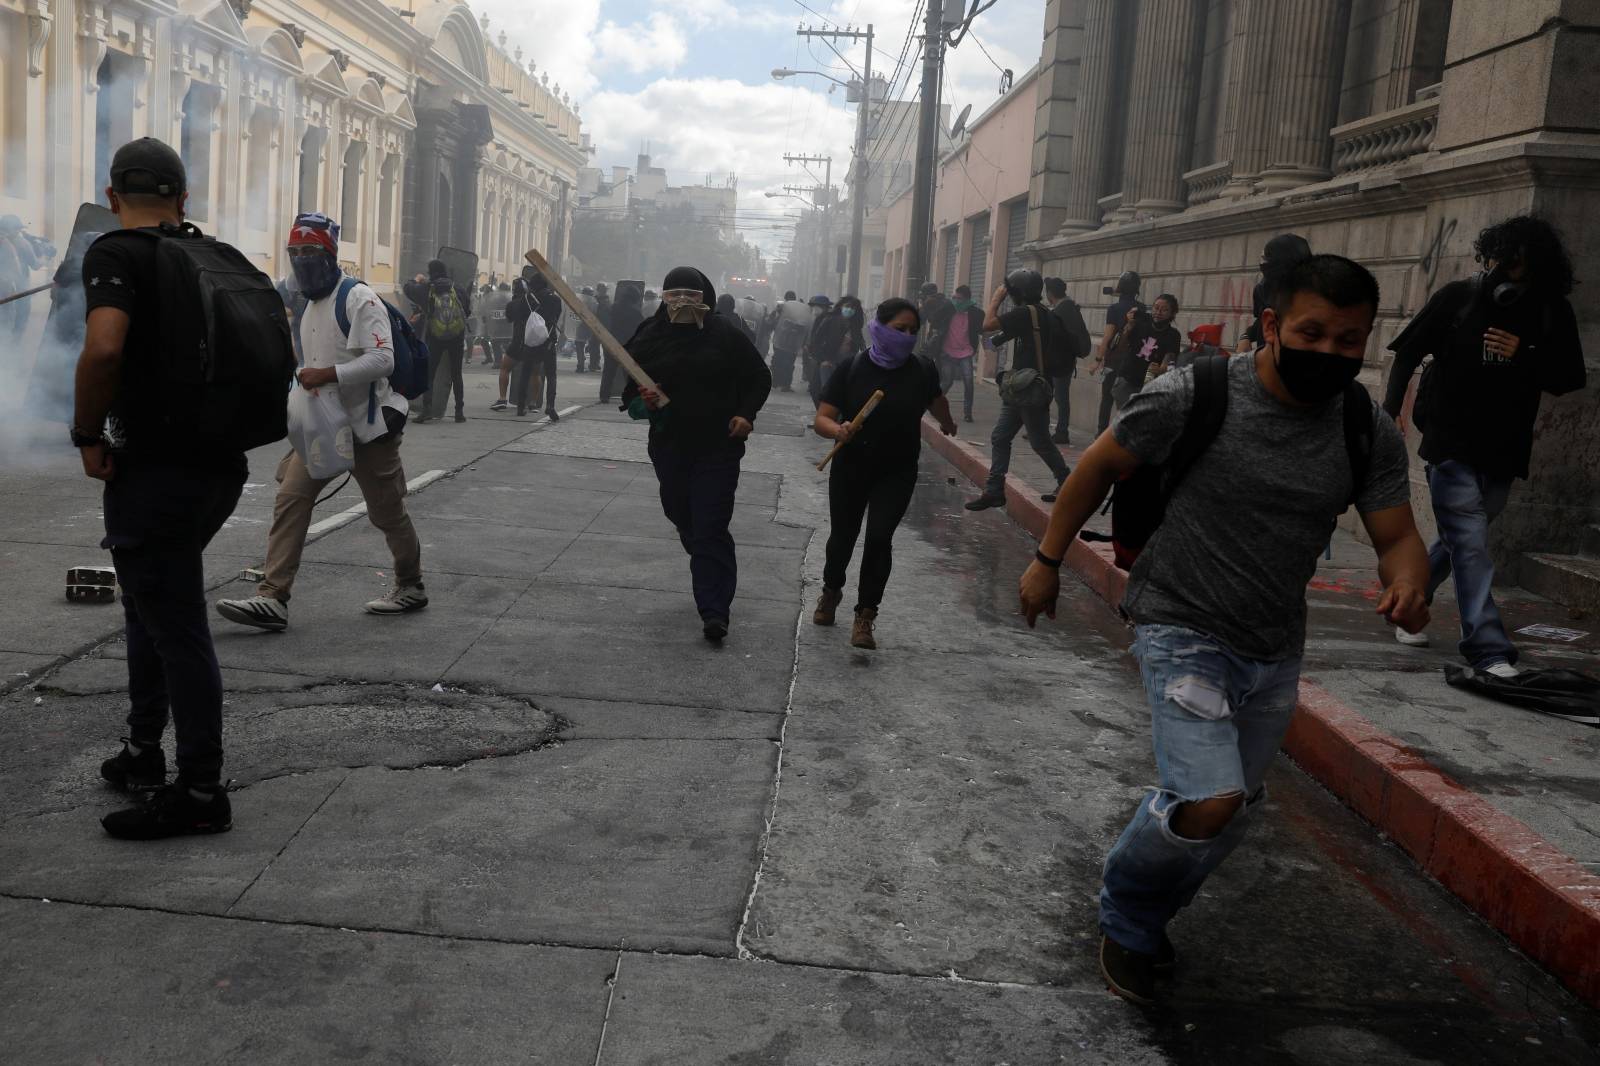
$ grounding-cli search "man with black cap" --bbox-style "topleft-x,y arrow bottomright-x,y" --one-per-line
74,138 -> 247,839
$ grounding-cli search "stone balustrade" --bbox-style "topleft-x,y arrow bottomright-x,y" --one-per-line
1330,97 -> 1440,175
1182,161 -> 1232,206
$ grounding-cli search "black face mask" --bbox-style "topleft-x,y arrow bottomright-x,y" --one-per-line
1275,342 -> 1362,405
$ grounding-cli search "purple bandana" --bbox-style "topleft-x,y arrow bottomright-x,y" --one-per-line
868,319 -> 917,369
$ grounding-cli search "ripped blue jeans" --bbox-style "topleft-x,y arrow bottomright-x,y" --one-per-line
1099,624 -> 1302,955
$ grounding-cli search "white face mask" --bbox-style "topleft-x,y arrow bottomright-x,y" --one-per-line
663,288 -> 709,327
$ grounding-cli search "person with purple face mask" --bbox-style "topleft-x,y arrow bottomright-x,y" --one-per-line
812,298 -> 958,650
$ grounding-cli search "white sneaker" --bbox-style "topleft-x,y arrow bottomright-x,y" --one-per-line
216,595 -> 289,632
1484,661 -> 1520,679
364,585 -> 429,615
1395,626 -> 1430,647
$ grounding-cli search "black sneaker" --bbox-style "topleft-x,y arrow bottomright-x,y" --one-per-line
454,412 -> 467,423
964,494 -> 1005,512
546,408 -> 561,423
100,738 -> 166,793
102,781 -> 232,840
703,618 -> 729,643
1153,932 -> 1177,975
1099,935 -> 1157,1005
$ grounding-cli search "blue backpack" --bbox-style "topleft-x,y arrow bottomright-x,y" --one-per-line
291,277 -> 431,424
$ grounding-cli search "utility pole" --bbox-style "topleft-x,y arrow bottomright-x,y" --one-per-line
783,154 -> 832,296
795,24 -> 874,297
905,0 -> 944,298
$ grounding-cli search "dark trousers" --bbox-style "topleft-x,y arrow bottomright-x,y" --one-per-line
649,437 -> 744,623
1097,370 -> 1120,435
1053,369 -> 1073,438
772,347 -> 798,389
824,459 -> 918,612
513,347 -> 557,412
426,336 -> 466,418
600,351 -> 624,402
103,459 -> 245,784
579,336 -> 601,371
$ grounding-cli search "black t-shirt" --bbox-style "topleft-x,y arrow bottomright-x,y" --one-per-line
1387,280 -> 1585,480
994,304 -> 1054,374
80,230 -> 171,455
1115,321 -> 1182,384
820,352 -> 943,469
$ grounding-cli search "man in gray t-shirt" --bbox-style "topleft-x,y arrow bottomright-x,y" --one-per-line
1016,255 -> 1430,1004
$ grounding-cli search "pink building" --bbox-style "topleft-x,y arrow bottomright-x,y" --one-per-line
881,66 -> 1038,379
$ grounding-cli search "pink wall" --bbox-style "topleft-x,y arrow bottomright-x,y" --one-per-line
880,69 -> 1038,307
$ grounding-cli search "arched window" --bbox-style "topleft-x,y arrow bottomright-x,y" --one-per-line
377,153 -> 400,248
340,139 -> 366,242
298,126 -> 327,214
245,107 -> 276,228
180,84 -> 217,222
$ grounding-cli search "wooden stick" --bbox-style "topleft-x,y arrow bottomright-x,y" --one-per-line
0,282 -> 53,308
816,389 -> 885,471
523,249 -> 668,407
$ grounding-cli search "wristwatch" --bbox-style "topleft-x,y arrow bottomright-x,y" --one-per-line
70,424 -> 106,448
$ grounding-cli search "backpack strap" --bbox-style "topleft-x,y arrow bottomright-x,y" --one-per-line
332,276 -> 360,337
1163,354 -> 1231,491
1342,381 -> 1376,506
1027,305 -> 1047,378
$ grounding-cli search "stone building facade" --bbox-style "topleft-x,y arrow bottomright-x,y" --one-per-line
0,0 -> 585,294
1024,0 -> 1600,574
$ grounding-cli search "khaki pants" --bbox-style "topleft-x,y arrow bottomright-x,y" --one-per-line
259,433 -> 422,602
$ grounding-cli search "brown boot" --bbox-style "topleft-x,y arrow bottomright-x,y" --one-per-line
851,608 -> 878,650
813,587 -> 843,627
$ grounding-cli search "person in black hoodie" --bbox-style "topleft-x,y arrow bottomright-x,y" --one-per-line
623,266 -> 772,642
506,268 -> 563,418
807,295 -> 865,407
1382,215 -> 1585,673
602,283 -> 645,403
1240,234 -> 1311,350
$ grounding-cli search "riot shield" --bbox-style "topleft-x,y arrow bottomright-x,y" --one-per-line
436,245 -> 480,288
25,203 -> 121,422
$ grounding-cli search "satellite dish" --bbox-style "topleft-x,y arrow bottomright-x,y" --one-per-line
949,103 -> 973,140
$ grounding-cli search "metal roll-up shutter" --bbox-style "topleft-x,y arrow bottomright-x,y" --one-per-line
1003,199 -> 1028,275
942,226 -> 959,293
967,213 -> 990,292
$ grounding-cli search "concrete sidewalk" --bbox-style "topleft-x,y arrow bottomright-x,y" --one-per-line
932,367 -> 1600,1006
4,386 -> 1599,1062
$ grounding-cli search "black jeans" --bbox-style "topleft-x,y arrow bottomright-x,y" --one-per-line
103,457 -> 245,784
649,437 -> 744,623
824,458 -> 918,612
1097,370 -> 1119,435
426,336 -> 466,418
771,347 -> 798,389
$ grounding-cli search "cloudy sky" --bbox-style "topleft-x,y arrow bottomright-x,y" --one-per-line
469,0 -> 1043,260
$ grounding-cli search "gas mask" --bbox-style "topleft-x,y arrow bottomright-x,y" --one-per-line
663,288 -> 709,327
1478,266 -> 1529,308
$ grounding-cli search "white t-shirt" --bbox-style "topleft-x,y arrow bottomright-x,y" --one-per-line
299,282 -> 405,445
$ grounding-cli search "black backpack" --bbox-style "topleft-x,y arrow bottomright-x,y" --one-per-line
102,223 -> 295,452
1080,355 -> 1375,571
1052,298 -> 1094,361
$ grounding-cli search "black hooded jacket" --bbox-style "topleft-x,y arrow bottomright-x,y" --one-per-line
1242,233 -> 1312,346
609,285 -> 646,347
622,267 -> 772,449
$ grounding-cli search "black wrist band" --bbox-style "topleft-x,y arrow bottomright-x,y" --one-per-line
1035,549 -> 1063,569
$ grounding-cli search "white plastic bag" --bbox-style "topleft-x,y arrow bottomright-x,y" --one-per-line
286,384 -> 355,479
523,308 -> 550,348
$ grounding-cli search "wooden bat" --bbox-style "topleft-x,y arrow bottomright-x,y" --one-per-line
524,249 -> 668,407
816,389 -> 885,471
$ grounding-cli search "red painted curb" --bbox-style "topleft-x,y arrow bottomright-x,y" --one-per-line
921,416 -> 1600,1007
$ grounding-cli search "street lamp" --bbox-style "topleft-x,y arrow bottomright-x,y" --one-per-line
771,43 -> 874,298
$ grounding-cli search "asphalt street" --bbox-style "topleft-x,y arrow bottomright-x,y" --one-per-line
2,366 -> 1597,1064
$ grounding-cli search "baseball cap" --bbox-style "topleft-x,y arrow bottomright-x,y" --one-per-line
109,138 -> 187,196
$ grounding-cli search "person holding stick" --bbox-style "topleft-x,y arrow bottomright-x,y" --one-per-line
623,266 -> 772,643
813,297 -> 958,650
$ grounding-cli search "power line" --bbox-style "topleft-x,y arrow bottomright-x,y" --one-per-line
968,30 -> 1009,77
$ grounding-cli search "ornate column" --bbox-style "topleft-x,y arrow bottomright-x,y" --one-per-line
1122,0 -> 1205,218
1257,0 -> 1352,193
1056,0 -> 1116,234
1217,0 -> 1277,199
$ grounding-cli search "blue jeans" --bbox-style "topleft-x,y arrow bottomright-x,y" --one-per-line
983,399 -> 1070,497
1425,460 -> 1516,668
1099,624 -> 1302,955
939,356 -> 975,418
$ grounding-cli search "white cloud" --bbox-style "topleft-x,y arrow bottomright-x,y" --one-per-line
594,14 -> 690,76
